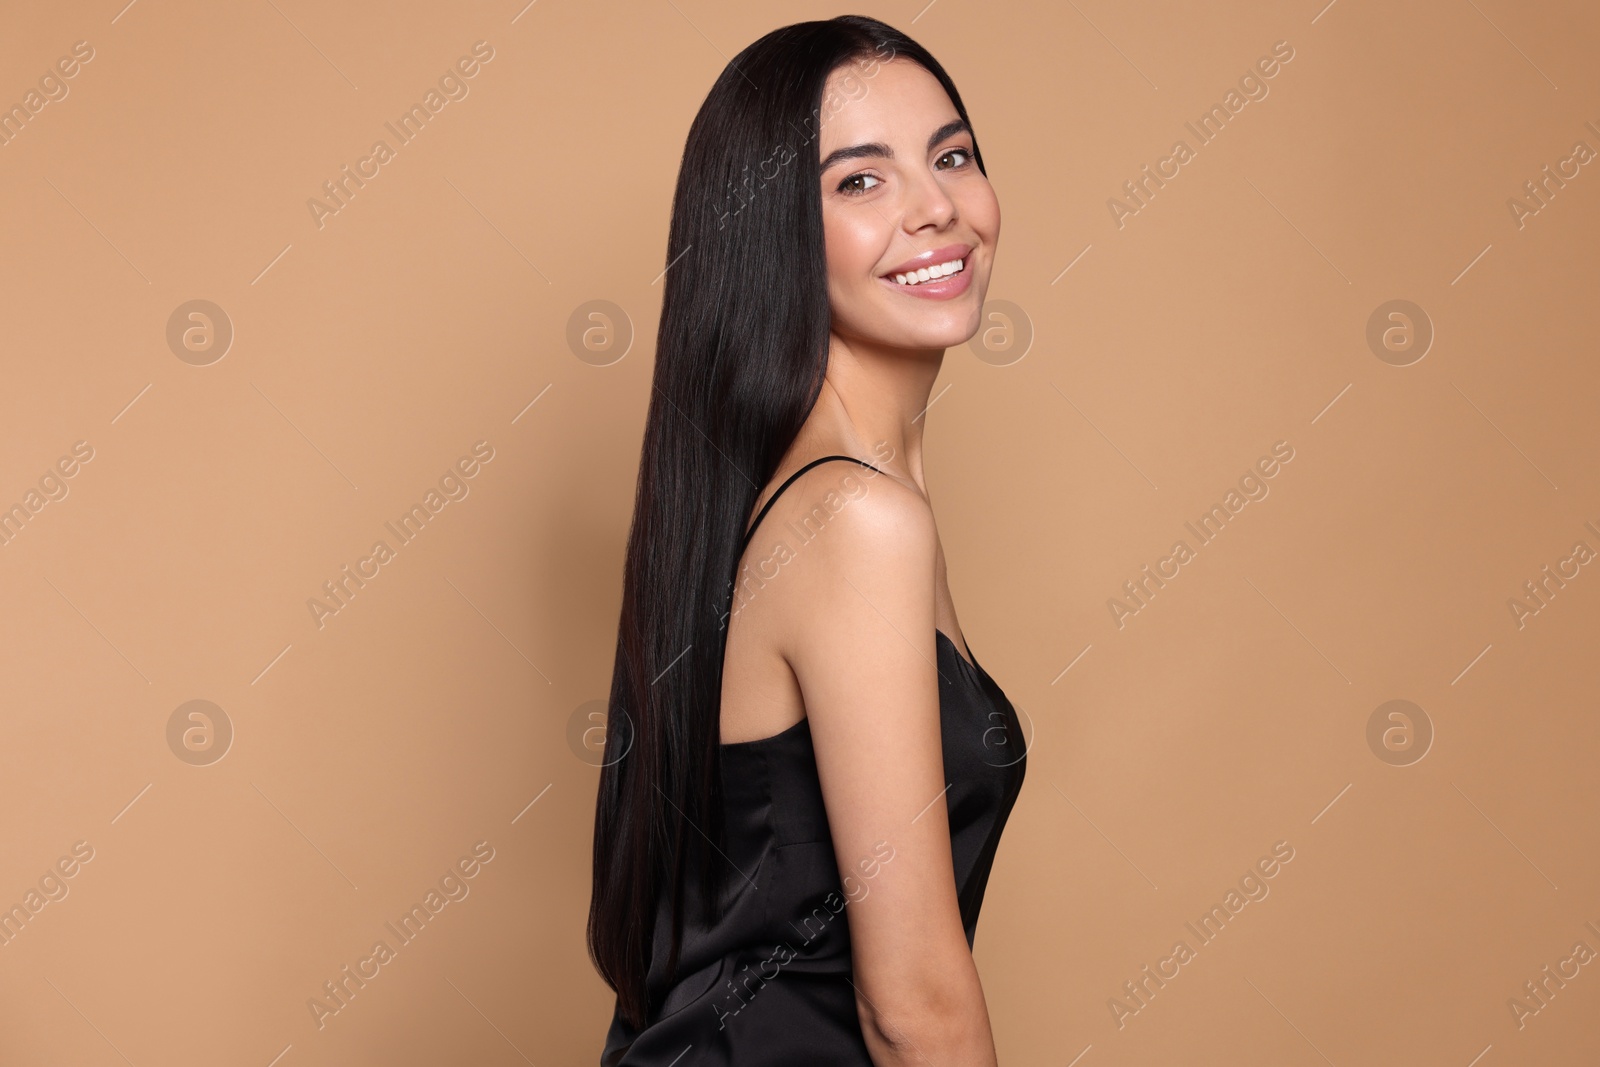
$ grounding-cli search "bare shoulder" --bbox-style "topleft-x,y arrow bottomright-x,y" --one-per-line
757,461 -> 937,672
734,457 -> 938,664
807,464 -> 936,568
741,459 -> 933,568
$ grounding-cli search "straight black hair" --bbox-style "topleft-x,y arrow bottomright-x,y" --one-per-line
587,13 -> 988,1029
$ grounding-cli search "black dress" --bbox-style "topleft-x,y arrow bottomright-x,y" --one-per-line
600,456 -> 1027,1065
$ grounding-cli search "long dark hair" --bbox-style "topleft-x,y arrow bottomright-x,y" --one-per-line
587,14 -> 988,1028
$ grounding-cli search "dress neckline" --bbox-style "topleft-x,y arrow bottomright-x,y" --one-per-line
938,627 -> 978,671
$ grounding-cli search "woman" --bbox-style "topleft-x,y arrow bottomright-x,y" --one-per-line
589,15 -> 1025,1065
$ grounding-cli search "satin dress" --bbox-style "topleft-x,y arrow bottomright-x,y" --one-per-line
600,456 -> 1028,1065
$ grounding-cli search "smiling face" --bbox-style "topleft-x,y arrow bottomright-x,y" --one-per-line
816,56 -> 1000,355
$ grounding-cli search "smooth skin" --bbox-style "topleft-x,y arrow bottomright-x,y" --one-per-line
718,56 -> 1003,1066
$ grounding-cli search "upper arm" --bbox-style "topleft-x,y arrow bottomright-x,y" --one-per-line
775,472 -> 978,1023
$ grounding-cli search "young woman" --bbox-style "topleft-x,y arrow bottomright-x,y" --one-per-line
589,15 -> 1026,1065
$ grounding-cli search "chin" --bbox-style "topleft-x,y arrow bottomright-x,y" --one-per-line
894,324 -> 982,353
909,301 -> 986,348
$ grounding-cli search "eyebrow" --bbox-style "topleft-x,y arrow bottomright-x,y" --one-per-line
819,118 -> 972,174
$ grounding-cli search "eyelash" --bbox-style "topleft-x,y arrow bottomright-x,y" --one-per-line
836,147 -> 973,196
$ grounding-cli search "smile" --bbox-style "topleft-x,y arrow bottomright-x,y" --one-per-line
891,257 -> 964,286
879,255 -> 973,301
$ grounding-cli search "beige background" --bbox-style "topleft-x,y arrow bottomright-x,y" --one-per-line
2,0 -> 1597,1064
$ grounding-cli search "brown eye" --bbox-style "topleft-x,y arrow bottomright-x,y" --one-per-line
937,148 -> 972,169
837,172 -> 881,195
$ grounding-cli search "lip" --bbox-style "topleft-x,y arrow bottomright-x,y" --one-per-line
879,263 -> 973,300
880,242 -> 974,280
879,242 -> 977,301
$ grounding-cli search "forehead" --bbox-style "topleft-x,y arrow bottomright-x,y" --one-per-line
816,58 -> 957,155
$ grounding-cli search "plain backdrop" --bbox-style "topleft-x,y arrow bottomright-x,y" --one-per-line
2,1 -> 1598,1064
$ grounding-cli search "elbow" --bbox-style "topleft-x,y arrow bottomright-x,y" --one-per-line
856,978 -> 985,1052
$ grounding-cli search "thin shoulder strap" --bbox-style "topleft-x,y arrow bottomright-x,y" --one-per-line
740,455 -> 887,553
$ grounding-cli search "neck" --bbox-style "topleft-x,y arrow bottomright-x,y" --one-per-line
810,332 -> 943,491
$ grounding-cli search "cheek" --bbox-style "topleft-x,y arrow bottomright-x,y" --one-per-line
824,209 -> 889,286
962,183 -> 1001,241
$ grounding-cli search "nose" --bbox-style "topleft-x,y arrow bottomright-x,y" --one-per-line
900,165 -> 957,233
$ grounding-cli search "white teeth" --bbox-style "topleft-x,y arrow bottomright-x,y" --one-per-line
892,257 -> 965,286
